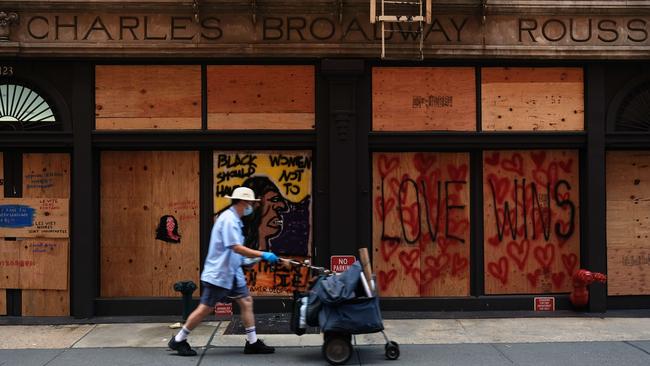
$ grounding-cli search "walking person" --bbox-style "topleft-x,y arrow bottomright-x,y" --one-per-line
168,186 -> 279,356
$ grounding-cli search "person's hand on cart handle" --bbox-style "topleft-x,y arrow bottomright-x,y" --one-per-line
260,251 -> 279,264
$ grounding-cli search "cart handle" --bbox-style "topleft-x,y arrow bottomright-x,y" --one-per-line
279,257 -> 334,275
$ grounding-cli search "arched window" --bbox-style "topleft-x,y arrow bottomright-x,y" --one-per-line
0,83 -> 59,131
609,77 -> 650,132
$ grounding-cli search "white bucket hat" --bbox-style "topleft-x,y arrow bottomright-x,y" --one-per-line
224,186 -> 260,201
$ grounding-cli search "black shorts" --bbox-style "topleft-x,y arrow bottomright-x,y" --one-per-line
199,281 -> 250,307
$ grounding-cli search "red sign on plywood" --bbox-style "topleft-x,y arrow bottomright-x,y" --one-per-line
215,303 -> 233,316
331,255 -> 356,273
534,297 -> 556,311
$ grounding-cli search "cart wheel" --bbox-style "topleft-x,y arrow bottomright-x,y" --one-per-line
322,335 -> 353,365
385,341 -> 400,360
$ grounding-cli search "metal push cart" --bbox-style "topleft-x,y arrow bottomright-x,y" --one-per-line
284,257 -> 400,365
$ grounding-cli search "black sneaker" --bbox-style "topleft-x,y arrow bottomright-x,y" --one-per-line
168,336 -> 197,356
244,339 -> 275,354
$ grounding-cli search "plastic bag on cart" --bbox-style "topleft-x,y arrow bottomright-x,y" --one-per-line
312,262 -> 363,304
290,292 -> 309,336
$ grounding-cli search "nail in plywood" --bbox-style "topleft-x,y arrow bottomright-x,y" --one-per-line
207,66 -> 315,130
607,151 -> 650,295
481,67 -> 584,131
95,65 -> 201,130
483,150 -> 580,294
21,153 -> 71,316
101,151 -> 200,297
372,152 -> 471,297
373,67 -> 476,131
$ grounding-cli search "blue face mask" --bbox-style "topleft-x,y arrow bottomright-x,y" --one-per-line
243,204 -> 254,216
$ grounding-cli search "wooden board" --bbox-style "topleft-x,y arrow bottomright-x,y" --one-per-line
21,153 -> 71,316
372,67 -> 476,131
0,198 -> 69,238
0,152 -> 3,315
483,150 -> 580,294
481,67 -> 584,131
213,151 -> 313,296
372,152 -> 471,297
95,65 -> 201,130
0,239 -> 67,290
607,151 -> 650,295
207,66 -> 315,130
100,151 -> 200,297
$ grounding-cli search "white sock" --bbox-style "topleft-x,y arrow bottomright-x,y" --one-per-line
175,326 -> 191,342
245,326 -> 258,344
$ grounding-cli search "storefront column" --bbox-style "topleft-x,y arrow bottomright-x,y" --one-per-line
321,59 -> 365,258
71,63 -> 96,318
585,64 -> 607,312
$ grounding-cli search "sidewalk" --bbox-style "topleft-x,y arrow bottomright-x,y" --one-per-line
2,315 -> 650,365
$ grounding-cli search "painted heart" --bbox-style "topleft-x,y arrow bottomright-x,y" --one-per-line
488,234 -> 501,247
558,158 -> 573,173
424,253 -> 450,273
534,244 -> 555,271
562,253 -> 578,275
506,239 -> 530,271
411,268 -> 421,286
501,153 -> 524,176
378,155 -> 399,178
380,239 -> 400,262
556,219 -> 571,238
389,174 -> 410,205
488,257 -> 509,285
484,151 -> 500,166
414,153 -> 436,175
532,162 -> 558,188
420,267 -> 439,288
447,218 -> 470,237
527,271 -> 540,287
437,236 -> 451,253
552,272 -> 566,288
401,202 -> 421,238
399,249 -> 420,274
487,173 -> 511,204
559,191 -> 570,202
447,164 -> 468,191
378,269 -> 397,291
375,196 -> 395,221
531,151 -> 547,169
451,253 -> 469,276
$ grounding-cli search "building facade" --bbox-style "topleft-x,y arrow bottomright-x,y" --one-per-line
1,0 -> 649,318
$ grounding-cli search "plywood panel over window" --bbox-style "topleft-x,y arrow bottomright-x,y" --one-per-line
372,152 -> 471,297
0,152 -> 4,315
482,67 -> 584,131
607,152 -> 650,296
373,67 -> 476,131
207,66 -> 315,130
483,150 -> 580,295
101,151 -> 200,297
95,65 -> 201,130
21,153 -> 71,316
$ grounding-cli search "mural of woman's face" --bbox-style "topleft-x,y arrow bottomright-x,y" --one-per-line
166,216 -> 175,232
260,190 -> 288,237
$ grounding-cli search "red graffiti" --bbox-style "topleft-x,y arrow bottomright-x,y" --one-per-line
552,272 -> 566,288
389,174 -> 409,205
532,162 -> 559,187
558,158 -> 573,173
488,234 -> 501,247
437,236 -> 452,253
424,253 -> 450,274
380,239 -> 399,262
413,153 -> 436,175
400,202 -> 421,237
447,164 -> 468,190
378,155 -> 399,179
447,218 -> 469,237
531,151 -> 547,169
411,268 -> 422,286
398,249 -> 420,274
487,173 -> 510,204
488,257 -> 509,285
533,244 -> 555,271
527,269 -> 541,287
562,253 -> 578,275
501,153 -> 524,176
506,239 -> 531,271
378,269 -> 397,291
375,196 -> 395,221
485,152 -> 500,166
451,253 -> 469,276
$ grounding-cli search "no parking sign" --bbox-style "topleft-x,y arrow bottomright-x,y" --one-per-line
330,255 -> 356,272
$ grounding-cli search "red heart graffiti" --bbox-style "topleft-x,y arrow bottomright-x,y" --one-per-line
375,196 -> 395,221
487,174 -> 511,204
380,239 -> 399,262
556,219 -> 571,241
447,218 -> 470,237
389,174 -> 410,205
425,253 -> 450,273
562,253 -> 578,275
414,153 -> 436,175
411,268 -> 421,286
559,191 -> 570,202
531,151 -> 547,169
558,158 -> 573,174
488,257 -> 509,285
501,153 -> 524,176
488,234 -> 501,247
447,164 -> 468,191
437,236 -> 451,253
532,163 -> 558,188
534,244 -> 555,271
506,239 -> 531,271
451,253 -> 469,276
401,202 -> 421,237
419,267 -> 439,288
552,272 -> 566,288
484,152 -> 500,166
399,249 -> 420,274
378,155 -> 399,179
378,269 -> 397,291
419,168 -> 441,197
527,270 -> 540,287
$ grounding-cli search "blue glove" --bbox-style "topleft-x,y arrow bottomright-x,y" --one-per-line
261,251 -> 279,264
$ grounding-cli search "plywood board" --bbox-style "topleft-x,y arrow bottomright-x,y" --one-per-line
95,65 -> 201,130
207,66 -> 315,130
214,151 -> 313,296
100,151 -> 200,297
373,67 -> 476,131
483,150 -> 580,295
0,239 -> 67,290
0,198 -> 69,238
0,239 -> 20,288
482,67 -> 584,131
21,153 -> 71,316
0,153 -> 4,315
0,289 -> 5,316
372,152 -> 471,297
607,151 -> 650,295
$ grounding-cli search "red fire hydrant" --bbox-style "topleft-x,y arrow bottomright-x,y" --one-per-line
569,269 -> 607,308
